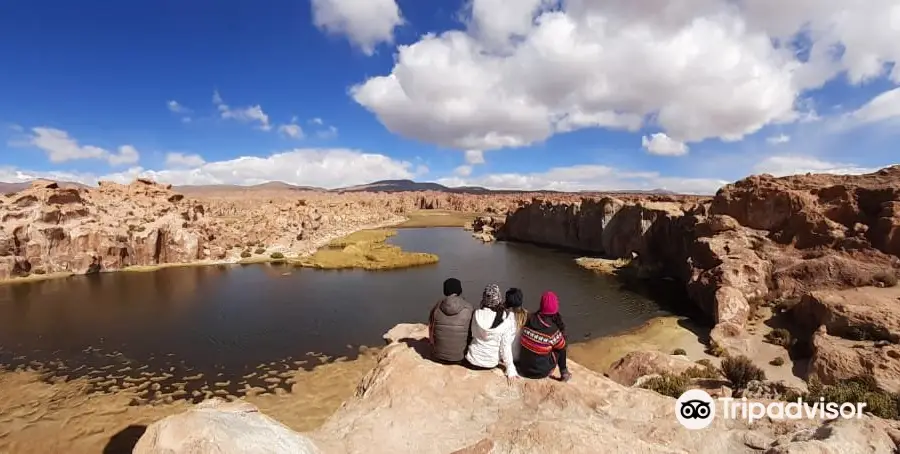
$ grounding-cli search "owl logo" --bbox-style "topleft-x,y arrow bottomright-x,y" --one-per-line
676,389 -> 716,429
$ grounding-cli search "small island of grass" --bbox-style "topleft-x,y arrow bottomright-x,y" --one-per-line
296,229 -> 439,270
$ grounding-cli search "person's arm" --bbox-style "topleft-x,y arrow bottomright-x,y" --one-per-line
551,330 -> 570,376
551,329 -> 566,351
428,303 -> 438,345
465,307 -> 474,346
500,321 -> 518,378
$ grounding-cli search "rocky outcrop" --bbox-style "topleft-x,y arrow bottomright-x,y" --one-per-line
606,350 -> 698,386
0,180 -> 410,280
712,166 -> 900,256
470,215 -> 504,242
137,324 -> 900,453
0,179 -> 210,279
496,197 -> 769,356
496,167 -> 900,359
311,325 -> 898,453
133,399 -> 321,454
807,328 -> 900,393
793,287 -> 900,343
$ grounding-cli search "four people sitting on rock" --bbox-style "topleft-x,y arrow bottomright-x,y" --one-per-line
428,278 -> 572,382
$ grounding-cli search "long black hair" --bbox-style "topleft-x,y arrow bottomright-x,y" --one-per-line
535,312 -> 566,336
489,304 -> 506,329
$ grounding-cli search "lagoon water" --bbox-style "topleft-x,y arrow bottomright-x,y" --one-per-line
0,228 -> 678,400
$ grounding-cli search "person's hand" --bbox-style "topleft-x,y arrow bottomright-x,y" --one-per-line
506,375 -> 519,386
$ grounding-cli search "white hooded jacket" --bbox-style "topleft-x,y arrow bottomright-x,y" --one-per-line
465,308 -> 518,377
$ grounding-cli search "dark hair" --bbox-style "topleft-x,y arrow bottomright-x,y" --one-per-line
442,278 -> 462,297
534,312 -> 566,336
489,305 -> 506,330
504,288 -> 523,308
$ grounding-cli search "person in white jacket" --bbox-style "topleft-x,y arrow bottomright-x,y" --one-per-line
465,284 -> 519,380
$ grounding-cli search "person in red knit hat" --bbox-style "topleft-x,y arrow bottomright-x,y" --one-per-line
515,290 -> 572,382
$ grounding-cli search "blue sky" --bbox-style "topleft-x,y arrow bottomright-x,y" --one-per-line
1,0 -> 898,193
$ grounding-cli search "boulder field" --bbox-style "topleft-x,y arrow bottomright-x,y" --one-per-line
136,324 -> 900,454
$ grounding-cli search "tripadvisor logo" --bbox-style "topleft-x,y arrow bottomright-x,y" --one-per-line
675,389 -> 868,429
676,389 -> 716,429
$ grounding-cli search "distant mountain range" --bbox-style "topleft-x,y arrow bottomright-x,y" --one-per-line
0,178 -> 682,196
336,179 -> 679,195
174,181 -> 326,194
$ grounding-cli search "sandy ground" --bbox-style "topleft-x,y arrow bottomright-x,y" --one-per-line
569,316 -> 715,373
0,350 -> 379,454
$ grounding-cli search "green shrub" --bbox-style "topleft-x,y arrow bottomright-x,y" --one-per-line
806,375 -> 900,419
270,252 -> 285,260
673,348 -> 687,356
254,248 -> 266,255
708,341 -> 727,358
240,251 -> 252,259
765,328 -> 793,347
874,271 -> 899,288
682,364 -> 721,380
770,357 -> 785,366
721,355 -> 766,391
639,373 -> 689,398
696,359 -> 714,369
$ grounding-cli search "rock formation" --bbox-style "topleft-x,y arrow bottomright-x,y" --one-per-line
0,177 -> 707,282
0,179 -> 411,280
133,399 -> 321,454
137,324 -> 900,453
497,167 -> 900,363
606,350 -> 699,386
0,179 -> 211,280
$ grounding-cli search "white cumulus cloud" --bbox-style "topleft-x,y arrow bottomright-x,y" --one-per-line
436,164 -> 728,194
641,133 -> 689,156
311,0 -> 403,55
766,134 -> 791,144
753,155 -> 882,177
454,165 -> 473,177
464,150 -> 485,165
851,87 -> 900,124
98,148 -> 417,188
213,90 -> 271,131
167,100 -> 189,114
279,124 -> 304,139
25,127 -> 140,166
351,0 -> 900,157
165,152 -> 206,169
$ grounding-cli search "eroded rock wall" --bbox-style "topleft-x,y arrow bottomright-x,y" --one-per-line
497,167 -> 900,357
0,180 -> 407,280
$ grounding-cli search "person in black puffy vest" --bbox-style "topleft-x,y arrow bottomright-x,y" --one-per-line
428,278 -> 474,363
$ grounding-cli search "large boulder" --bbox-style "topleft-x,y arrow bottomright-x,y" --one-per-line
133,399 -> 321,454
793,287 -> 900,342
606,350 -> 698,386
807,328 -> 900,393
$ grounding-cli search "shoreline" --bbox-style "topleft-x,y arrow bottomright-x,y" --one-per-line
568,315 -> 714,373
0,210 -> 486,286
0,216 -> 410,286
